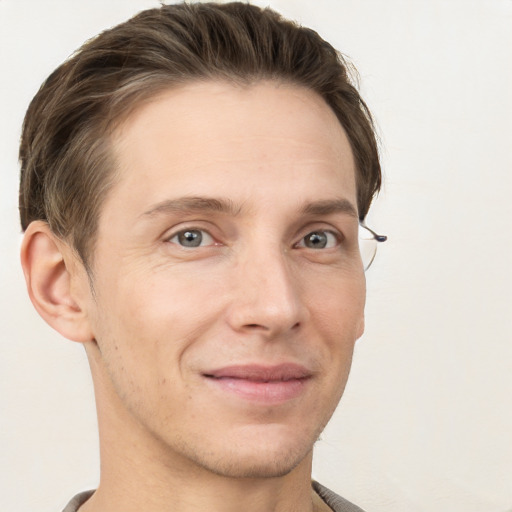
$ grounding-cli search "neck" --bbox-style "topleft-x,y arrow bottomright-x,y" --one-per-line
83,425 -> 315,512
84,456 -> 315,512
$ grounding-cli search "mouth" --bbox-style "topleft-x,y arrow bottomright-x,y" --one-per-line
202,363 -> 312,403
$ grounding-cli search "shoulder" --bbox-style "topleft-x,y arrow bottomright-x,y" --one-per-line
313,481 -> 366,512
63,485 -> 365,512
61,490 -> 94,512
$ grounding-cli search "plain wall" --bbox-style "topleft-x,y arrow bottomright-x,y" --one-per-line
1,1 -> 511,511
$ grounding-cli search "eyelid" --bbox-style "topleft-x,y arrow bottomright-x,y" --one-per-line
164,226 -> 218,247
294,228 -> 343,249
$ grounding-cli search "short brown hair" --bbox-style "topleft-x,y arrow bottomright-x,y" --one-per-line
19,1 -> 381,268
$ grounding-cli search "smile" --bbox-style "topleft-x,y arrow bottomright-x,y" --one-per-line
202,363 -> 312,403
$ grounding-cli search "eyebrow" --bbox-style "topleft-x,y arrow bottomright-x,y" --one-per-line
140,196 -> 358,219
141,196 -> 242,218
300,198 -> 358,219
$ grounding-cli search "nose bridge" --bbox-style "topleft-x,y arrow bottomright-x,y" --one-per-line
227,240 -> 305,335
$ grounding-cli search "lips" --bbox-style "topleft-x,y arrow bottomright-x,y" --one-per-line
204,363 -> 311,381
202,363 -> 311,403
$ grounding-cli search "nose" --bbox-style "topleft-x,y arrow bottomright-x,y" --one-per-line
225,246 -> 307,338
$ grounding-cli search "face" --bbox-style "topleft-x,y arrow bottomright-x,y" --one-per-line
83,81 -> 366,479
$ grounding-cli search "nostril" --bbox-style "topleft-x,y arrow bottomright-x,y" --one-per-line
242,321 -> 301,332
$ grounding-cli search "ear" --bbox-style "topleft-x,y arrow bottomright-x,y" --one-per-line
20,221 -> 94,343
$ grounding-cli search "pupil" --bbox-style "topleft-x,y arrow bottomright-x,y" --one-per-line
306,232 -> 327,249
179,230 -> 202,247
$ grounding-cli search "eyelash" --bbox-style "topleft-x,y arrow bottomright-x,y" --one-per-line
166,228 -> 216,248
295,230 -> 341,250
165,227 -> 343,250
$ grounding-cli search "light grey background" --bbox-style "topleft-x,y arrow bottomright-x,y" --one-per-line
1,1 -> 511,511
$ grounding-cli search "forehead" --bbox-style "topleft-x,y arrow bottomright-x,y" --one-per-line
107,80 -> 357,217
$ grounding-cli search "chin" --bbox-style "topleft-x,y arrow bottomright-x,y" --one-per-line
173,423 -> 318,480
197,446 -> 311,480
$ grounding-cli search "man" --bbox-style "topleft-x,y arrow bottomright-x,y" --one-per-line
19,3 -> 384,511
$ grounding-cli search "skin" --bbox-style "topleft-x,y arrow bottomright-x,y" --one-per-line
22,81 -> 365,512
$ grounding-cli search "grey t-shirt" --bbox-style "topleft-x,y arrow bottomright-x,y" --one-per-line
312,481 -> 366,512
62,482 -> 365,512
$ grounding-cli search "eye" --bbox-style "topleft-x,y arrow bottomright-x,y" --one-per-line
296,230 -> 339,250
168,229 -> 215,248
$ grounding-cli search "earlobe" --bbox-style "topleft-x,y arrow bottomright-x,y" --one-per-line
20,221 -> 94,343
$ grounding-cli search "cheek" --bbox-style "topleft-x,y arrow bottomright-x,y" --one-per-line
305,272 -> 365,393
91,265 -> 224,374
309,272 -> 366,338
